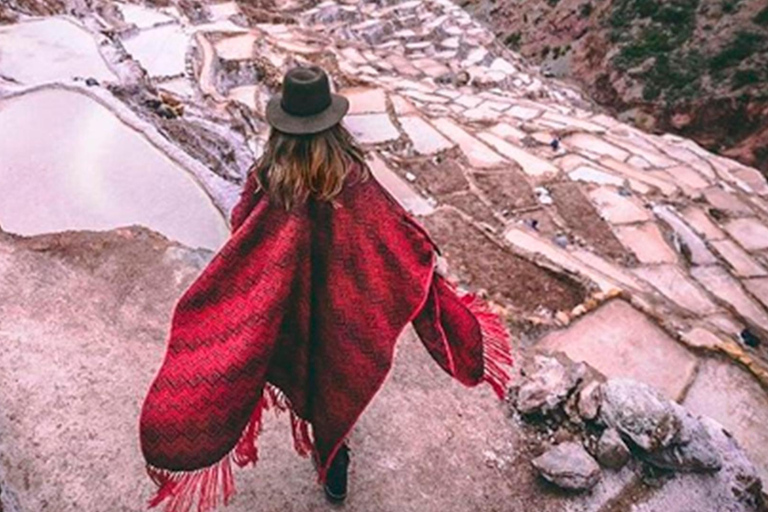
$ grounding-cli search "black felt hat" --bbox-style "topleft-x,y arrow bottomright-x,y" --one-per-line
266,66 -> 349,135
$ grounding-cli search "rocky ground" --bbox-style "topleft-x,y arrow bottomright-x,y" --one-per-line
2,0 -> 768,510
461,0 -> 768,176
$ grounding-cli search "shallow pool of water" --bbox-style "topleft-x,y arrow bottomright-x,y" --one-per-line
0,89 -> 229,251
117,2 -> 177,29
0,18 -> 115,85
121,24 -> 189,77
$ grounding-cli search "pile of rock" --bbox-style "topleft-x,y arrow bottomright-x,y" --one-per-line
512,355 -> 765,509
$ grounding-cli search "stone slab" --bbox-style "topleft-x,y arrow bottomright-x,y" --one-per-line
342,87 -> 388,114
488,123 -> 527,141
391,94 -> 418,115
680,206 -> 726,241
703,187 -> 754,216
664,165 -> 711,190
658,143 -> 717,179
734,167 -> 768,196
462,104 -> 504,122
432,118 -> 505,169
633,265 -> 720,315
711,240 -> 768,278
568,167 -> 624,187
723,218 -> 768,252
691,265 -> 768,332
455,95 -> 484,109
563,133 -> 629,161
684,358 -> 768,484
605,135 -> 678,169
589,188 -> 650,224
744,277 -> 768,309
653,205 -> 717,265
213,33 -> 257,59
506,105 -> 540,120
680,327 -> 723,350
614,223 -> 678,264
600,158 -> 679,196
399,116 -> 453,155
344,114 -> 400,144
540,299 -> 698,400
477,133 -> 558,177
570,249 -> 646,291
541,112 -> 605,133
367,153 -> 434,216
504,228 -> 618,293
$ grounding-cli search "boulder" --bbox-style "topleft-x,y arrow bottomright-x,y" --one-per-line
515,356 -> 586,415
577,380 -> 602,421
642,403 -> 722,473
600,379 -> 682,451
532,442 -> 602,491
596,428 -> 630,470
630,417 -> 764,511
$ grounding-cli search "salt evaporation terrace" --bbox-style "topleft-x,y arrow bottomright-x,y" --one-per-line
0,14 -> 232,251
1,0 -> 768,509
0,18 -> 115,86
0,89 -> 229,251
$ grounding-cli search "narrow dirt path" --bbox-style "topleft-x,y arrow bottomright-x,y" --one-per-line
0,227 -> 632,512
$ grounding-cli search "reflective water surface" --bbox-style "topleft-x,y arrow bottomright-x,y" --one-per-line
0,89 -> 229,251
0,18 -> 115,85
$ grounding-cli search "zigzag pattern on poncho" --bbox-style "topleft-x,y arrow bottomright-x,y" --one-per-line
139,162 -> 514,512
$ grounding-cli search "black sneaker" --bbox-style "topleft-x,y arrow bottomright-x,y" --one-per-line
324,444 -> 350,503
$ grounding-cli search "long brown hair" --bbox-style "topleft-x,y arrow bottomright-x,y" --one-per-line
252,123 -> 370,209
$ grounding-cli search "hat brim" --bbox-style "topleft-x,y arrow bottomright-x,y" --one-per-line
266,94 -> 350,135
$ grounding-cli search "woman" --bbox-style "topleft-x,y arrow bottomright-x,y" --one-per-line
139,66 -> 513,512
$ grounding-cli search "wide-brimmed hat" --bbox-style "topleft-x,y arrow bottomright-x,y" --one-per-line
266,66 -> 349,135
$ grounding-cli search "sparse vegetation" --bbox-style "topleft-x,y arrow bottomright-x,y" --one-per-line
505,31 -> 522,49
732,69 -> 761,89
609,0 -> 699,37
607,0 -> 768,106
721,0 -> 741,14
614,26 -> 674,69
641,50 -> 704,102
754,5 -> 768,26
709,31 -> 765,71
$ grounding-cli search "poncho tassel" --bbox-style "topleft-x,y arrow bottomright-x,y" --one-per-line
459,293 -> 514,400
263,384 -> 315,457
146,384 -> 315,512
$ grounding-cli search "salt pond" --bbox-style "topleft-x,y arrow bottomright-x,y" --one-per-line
121,24 -> 189,77
0,18 -> 115,85
0,89 -> 229,251
117,2 -> 177,29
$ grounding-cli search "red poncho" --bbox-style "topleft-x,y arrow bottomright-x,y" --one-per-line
139,163 -> 514,512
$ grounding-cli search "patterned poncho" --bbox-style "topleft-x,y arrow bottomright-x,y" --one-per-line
139,162 -> 514,512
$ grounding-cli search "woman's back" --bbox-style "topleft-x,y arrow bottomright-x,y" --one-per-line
139,65 -> 513,512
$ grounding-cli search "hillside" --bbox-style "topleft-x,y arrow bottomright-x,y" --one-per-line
462,0 -> 768,175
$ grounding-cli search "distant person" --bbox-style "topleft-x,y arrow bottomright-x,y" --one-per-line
138,66 -> 513,512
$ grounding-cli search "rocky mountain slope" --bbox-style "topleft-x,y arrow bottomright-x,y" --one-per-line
2,0 -> 768,510
462,0 -> 768,175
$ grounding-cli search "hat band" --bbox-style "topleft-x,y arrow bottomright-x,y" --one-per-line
281,95 -> 332,117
